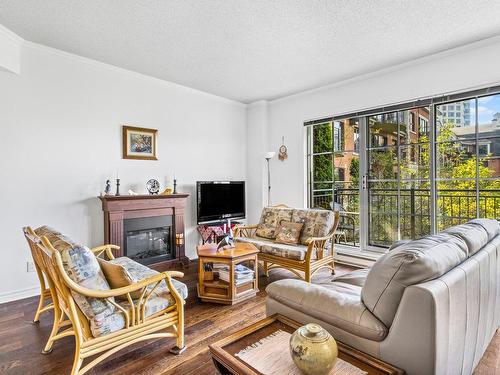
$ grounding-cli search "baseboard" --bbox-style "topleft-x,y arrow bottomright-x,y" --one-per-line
0,286 -> 39,304
335,254 -> 375,268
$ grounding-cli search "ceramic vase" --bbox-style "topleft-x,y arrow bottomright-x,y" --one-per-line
289,323 -> 338,375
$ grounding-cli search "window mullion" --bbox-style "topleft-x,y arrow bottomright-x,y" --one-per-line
429,105 -> 436,234
475,97 -> 480,218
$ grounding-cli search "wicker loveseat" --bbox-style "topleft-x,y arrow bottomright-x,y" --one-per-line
23,226 -> 187,375
234,206 -> 339,282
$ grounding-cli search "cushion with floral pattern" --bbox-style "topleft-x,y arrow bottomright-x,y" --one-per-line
256,207 -> 293,239
275,221 -> 303,245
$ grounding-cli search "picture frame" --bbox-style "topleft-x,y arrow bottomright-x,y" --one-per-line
122,125 -> 158,160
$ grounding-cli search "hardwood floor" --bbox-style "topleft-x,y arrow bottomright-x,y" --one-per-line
0,262 -> 498,374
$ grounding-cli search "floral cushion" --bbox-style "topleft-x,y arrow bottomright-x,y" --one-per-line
42,232 -> 119,337
103,257 -> 188,333
235,236 -> 273,249
275,221 -> 303,245
34,225 -> 61,238
291,209 -> 335,245
35,226 -> 122,337
106,257 -> 188,301
256,207 -> 293,239
260,243 -> 308,261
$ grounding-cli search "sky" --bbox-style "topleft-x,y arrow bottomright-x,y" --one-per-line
473,94 -> 500,125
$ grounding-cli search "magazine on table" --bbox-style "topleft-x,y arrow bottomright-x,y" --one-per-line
217,264 -> 254,284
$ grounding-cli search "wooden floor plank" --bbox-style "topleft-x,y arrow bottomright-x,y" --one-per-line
0,261 -> 498,374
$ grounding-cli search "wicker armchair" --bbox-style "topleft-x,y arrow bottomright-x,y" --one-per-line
23,227 -> 186,375
234,206 -> 339,282
23,227 -> 54,323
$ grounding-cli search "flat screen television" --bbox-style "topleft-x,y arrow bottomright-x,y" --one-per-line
197,181 -> 245,224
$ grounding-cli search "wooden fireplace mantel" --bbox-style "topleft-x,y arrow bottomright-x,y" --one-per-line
99,194 -> 190,270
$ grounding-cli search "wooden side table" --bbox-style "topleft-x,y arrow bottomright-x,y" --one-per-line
197,242 -> 259,305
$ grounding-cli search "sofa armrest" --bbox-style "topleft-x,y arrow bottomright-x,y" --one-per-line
304,228 -> 336,261
304,211 -> 340,260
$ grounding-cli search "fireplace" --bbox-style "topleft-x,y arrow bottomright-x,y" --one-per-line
124,216 -> 173,265
99,194 -> 189,270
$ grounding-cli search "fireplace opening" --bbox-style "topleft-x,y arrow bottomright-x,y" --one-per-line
123,216 -> 174,265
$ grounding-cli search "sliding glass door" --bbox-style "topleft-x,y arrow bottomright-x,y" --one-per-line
307,118 -> 360,245
366,108 -> 431,249
306,89 -> 500,253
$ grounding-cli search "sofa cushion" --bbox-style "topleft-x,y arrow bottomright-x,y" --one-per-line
100,258 -> 188,333
361,232 -> 468,327
388,240 -> 411,251
45,233 -> 120,337
291,209 -> 335,245
261,242 -> 308,261
98,258 -> 144,300
469,218 -> 500,240
256,207 -> 293,239
444,222 -> 489,256
34,225 -> 61,238
266,279 -> 388,341
333,268 -> 370,287
275,221 -> 303,245
106,257 -> 188,301
235,235 -> 273,250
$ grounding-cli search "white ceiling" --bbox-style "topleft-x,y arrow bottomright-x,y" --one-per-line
1,1 -> 500,103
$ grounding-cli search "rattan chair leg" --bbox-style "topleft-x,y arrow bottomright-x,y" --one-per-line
42,306 -> 63,354
33,291 -> 46,323
70,343 -> 83,375
263,261 -> 269,277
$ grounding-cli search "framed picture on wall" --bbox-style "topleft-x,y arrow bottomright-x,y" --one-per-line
122,125 -> 158,160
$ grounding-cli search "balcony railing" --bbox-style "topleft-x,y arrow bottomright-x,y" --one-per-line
312,187 -> 500,247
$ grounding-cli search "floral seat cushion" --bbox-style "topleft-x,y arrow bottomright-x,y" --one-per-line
260,242 -> 308,261
255,207 -> 293,239
234,235 -> 272,249
99,258 -> 188,335
107,257 -> 188,301
291,209 -> 335,245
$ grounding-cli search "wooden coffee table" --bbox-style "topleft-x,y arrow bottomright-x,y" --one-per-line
209,314 -> 404,375
197,242 -> 259,305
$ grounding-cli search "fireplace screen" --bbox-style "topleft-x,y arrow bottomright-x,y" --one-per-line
124,216 -> 173,265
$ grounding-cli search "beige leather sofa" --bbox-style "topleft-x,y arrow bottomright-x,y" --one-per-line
266,219 -> 500,375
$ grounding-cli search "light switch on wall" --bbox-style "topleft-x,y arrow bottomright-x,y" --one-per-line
26,261 -> 35,273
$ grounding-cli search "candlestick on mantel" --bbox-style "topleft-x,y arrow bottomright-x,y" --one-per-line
115,178 -> 121,196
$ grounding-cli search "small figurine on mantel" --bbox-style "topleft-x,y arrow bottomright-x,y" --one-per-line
104,180 -> 112,195
161,175 -> 174,195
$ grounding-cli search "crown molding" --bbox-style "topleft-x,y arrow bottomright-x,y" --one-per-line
0,23 -> 24,45
247,99 -> 269,108
22,41 -> 247,108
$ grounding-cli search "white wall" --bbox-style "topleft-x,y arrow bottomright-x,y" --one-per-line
263,37 -> 500,210
0,42 -> 246,301
0,24 -> 21,74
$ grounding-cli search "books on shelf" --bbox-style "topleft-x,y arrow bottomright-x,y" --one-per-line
217,264 -> 254,285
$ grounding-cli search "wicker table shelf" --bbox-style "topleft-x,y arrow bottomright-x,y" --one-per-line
197,242 -> 259,305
